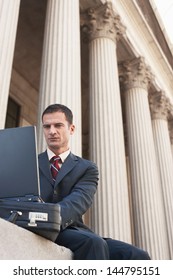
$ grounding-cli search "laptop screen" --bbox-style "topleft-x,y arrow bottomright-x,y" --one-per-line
0,126 -> 40,200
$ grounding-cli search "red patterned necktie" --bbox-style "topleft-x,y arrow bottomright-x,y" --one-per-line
50,156 -> 61,182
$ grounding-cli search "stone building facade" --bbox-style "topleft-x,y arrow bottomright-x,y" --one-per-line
0,0 -> 173,259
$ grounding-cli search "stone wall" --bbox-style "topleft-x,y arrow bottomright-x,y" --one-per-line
0,218 -> 72,260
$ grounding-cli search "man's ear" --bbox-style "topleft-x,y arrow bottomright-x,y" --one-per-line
70,124 -> 75,135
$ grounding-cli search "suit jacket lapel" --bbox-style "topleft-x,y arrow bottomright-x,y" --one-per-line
54,152 -> 78,185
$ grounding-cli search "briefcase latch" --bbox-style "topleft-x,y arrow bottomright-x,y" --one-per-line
28,212 -> 48,227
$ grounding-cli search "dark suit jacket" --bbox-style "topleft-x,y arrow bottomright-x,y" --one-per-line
38,151 -> 99,230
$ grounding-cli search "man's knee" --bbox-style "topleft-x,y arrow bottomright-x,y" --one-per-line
88,234 -> 108,250
83,234 -> 109,259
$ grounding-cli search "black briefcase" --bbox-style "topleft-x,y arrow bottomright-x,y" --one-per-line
0,199 -> 61,242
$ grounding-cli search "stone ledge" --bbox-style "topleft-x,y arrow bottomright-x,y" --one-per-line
0,218 -> 73,260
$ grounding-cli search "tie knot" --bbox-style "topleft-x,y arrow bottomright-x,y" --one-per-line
51,156 -> 61,163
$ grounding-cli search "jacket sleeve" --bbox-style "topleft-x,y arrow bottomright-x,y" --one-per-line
58,161 -> 99,230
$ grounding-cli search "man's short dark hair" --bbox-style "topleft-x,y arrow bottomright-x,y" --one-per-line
42,104 -> 73,124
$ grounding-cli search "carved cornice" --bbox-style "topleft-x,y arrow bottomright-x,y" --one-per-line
149,91 -> 170,121
119,57 -> 154,91
81,2 -> 126,43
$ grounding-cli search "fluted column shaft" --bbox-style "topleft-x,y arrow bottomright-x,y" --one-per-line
37,0 -> 81,155
150,93 -> 173,258
121,57 -> 170,259
0,0 -> 20,128
83,3 -> 131,242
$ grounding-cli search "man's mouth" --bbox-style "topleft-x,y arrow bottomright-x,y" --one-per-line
49,138 -> 59,141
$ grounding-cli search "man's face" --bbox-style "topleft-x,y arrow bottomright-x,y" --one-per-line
42,111 -> 75,154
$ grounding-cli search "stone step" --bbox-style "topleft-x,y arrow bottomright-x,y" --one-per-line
0,218 -> 72,260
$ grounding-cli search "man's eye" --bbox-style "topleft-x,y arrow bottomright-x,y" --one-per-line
43,125 -> 50,129
55,124 -> 63,128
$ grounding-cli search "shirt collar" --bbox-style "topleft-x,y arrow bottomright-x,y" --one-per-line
47,148 -> 70,163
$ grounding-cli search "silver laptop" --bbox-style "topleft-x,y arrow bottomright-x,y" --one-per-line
0,126 -> 41,201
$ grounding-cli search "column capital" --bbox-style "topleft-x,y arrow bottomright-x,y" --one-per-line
119,57 -> 154,91
168,104 -> 173,144
81,2 -> 126,43
149,91 -> 170,120
168,120 -> 173,145
167,103 -> 173,121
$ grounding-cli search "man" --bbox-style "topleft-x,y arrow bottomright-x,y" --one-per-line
38,103 -> 150,260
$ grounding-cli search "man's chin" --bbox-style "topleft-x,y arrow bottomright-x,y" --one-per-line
48,143 -> 59,150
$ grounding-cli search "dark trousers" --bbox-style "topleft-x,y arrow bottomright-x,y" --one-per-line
56,227 -> 151,260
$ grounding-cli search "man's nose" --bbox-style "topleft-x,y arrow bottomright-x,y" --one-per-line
49,125 -> 56,134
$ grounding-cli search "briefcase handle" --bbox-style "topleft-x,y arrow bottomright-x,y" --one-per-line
8,211 -> 22,223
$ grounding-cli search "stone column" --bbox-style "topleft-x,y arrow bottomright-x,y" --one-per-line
0,0 -> 20,128
82,2 -> 131,242
149,92 -> 173,259
37,0 -> 81,155
120,57 -> 169,259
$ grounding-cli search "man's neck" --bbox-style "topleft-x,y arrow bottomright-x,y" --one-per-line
47,147 -> 70,162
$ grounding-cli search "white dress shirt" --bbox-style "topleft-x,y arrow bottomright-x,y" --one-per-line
47,147 -> 70,168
